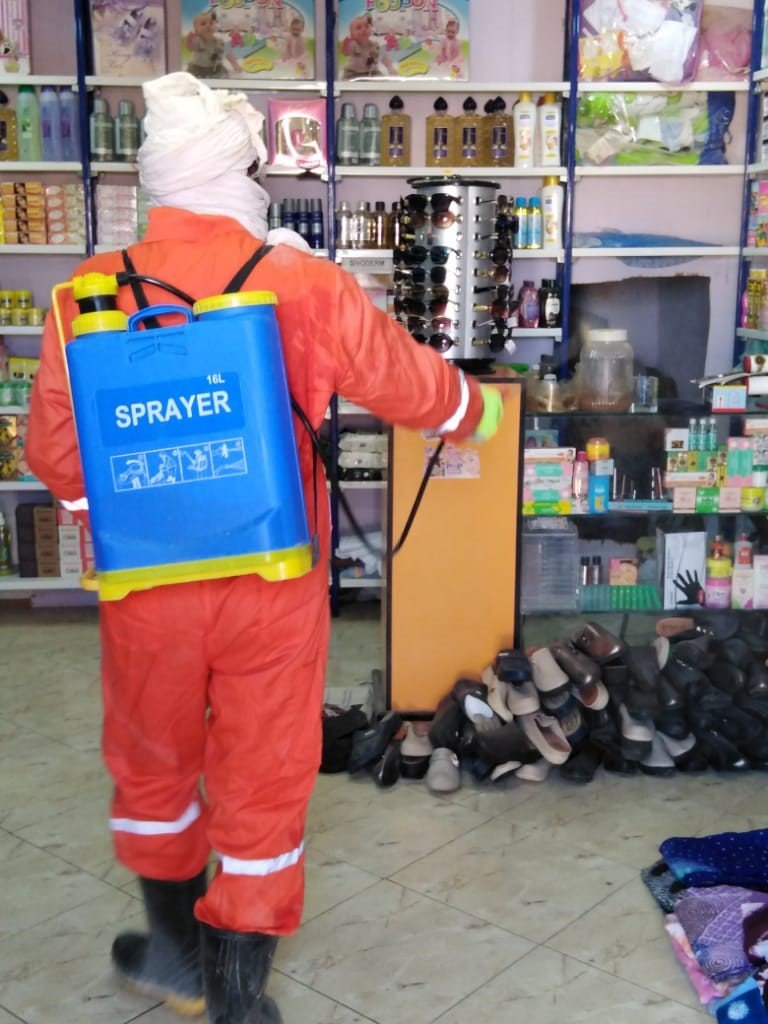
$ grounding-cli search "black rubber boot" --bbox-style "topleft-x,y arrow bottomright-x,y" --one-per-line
201,925 -> 282,1024
112,870 -> 207,1016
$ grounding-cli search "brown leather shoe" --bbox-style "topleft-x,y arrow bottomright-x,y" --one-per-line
570,622 -> 625,664
549,641 -> 601,688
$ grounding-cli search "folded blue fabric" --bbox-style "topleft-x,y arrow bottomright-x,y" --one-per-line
660,829 -> 768,890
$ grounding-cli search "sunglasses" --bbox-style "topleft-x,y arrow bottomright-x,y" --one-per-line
394,266 -> 449,285
476,247 -> 510,266
474,284 -> 510,300
429,332 -> 456,354
394,296 -> 458,317
394,245 -> 461,266
475,265 -> 509,284
406,314 -> 457,333
474,301 -> 509,318
404,193 -> 463,230
474,316 -> 509,331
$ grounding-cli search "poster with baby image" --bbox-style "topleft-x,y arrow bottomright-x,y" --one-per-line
181,0 -> 316,81
90,1 -> 167,78
337,0 -> 469,82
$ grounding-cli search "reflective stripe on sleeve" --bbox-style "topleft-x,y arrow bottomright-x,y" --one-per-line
218,841 -> 305,877
109,799 -> 202,836
61,497 -> 90,511
435,370 -> 469,435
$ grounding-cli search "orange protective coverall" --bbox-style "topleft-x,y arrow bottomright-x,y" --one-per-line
26,208 -> 484,935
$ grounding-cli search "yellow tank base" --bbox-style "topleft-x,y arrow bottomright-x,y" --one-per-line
94,544 -> 315,601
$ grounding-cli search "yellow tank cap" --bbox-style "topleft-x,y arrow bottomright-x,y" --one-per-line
72,309 -> 128,337
193,291 -> 278,316
72,273 -> 119,301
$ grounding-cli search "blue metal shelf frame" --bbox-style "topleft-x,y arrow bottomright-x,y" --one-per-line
734,0 -> 766,367
73,0 -> 95,256
561,0 -> 580,378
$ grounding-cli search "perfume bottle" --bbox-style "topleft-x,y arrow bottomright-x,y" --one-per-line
425,96 -> 455,167
380,95 -> 410,167
456,96 -> 482,167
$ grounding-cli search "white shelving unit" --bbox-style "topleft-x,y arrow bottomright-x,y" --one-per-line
336,80 -> 569,94
336,165 -> 567,179
0,244 -> 85,255
0,162 -> 81,173
0,481 -> 47,491
339,577 -> 383,589
577,80 -> 749,92
0,576 -> 80,591
576,165 -> 745,177
86,75 -> 325,92
748,162 -> 768,175
0,327 -> 43,336
512,327 -> 563,340
572,246 -> 741,258
744,247 -> 768,259
339,481 -> 386,490
91,161 -> 137,174
737,328 -> 768,342
0,405 -> 28,415
0,74 -> 77,86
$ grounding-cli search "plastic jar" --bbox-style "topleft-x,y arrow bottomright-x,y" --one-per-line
585,437 -> 610,461
705,557 -> 732,609
577,329 -> 634,413
14,290 -> 31,309
741,487 -> 766,512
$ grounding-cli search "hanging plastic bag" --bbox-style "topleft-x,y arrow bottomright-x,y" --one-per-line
579,0 -> 704,85
696,4 -> 752,80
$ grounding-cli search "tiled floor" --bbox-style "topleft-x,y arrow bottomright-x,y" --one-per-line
0,602 -> 762,1023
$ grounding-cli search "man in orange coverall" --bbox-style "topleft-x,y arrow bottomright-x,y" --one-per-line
26,73 -> 501,1024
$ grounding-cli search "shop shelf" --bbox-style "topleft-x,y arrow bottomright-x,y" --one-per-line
737,328 -> 768,341
576,164 -> 744,177
0,481 -> 47,490
0,161 -> 81,172
0,406 -> 28,415
338,577 -> 383,589
339,480 -> 386,490
0,575 -> 81,591
577,584 -> 663,612
0,326 -> 43,335
512,327 -> 562,339
335,165 -> 567,178
335,80 -> 570,94
0,74 -> 77,86
86,75 -> 325,92
577,80 -> 749,92
572,246 -> 741,258
743,247 -> 768,258
748,162 -> 768,175
754,68 -> 768,84
512,249 -> 564,260
0,244 -> 85,255
91,161 -> 137,174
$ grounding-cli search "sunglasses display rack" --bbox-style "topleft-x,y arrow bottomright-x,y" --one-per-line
395,176 -> 516,366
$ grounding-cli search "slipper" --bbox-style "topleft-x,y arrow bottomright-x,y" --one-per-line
748,661 -> 768,696
671,636 -> 713,669
617,704 -> 654,761
652,635 -> 670,669
559,742 -> 602,784
371,740 -> 402,787
639,732 -> 676,777
549,641 -> 601,688
655,616 -> 696,639
451,677 -> 488,704
426,748 -> 461,794
515,757 -> 551,782
692,610 -> 739,641
530,647 -> 569,693
656,730 -> 696,763
735,692 -> 768,724
571,680 -> 609,710
570,622 -> 625,664
463,693 -> 500,733
602,662 -> 630,688
707,661 -> 747,697
347,710 -> 403,773
625,645 -> 661,691
472,719 -> 540,767
490,760 -> 521,783
714,637 -> 754,670
518,712 -> 571,765
493,648 -> 532,684
400,723 -> 433,780
428,697 -> 463,754
482,666 -> 540,719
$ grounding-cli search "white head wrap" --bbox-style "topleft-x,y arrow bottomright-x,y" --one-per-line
138,72 -> 310,252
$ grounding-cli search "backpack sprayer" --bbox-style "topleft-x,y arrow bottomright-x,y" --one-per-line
51,254 -> 442,600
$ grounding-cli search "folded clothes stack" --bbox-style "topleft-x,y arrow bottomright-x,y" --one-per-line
643,828 -> 768,1020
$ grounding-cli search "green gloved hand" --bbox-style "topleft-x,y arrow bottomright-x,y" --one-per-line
473,385 -> 503,443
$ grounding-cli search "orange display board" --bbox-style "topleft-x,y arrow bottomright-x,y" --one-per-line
386,379 -> 523,713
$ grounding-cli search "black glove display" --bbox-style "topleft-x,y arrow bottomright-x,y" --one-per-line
673,570 -> 703,606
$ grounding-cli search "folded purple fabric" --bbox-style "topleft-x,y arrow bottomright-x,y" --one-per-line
675,886 -> 768,983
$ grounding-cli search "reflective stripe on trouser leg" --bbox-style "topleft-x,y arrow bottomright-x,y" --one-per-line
100,588 -> 212,880
195,571 -> 330,936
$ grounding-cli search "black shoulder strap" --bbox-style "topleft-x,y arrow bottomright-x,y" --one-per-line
223,244 -> 274,294
121,248 -> 161,330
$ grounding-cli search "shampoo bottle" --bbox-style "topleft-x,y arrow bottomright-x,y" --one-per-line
359,102 -> 381,166
17,85 -> 41,162
541,176 -> 564,250
89,96 -> 114,162
59,86 -> 79,162
456,96 -> 482,167
528,197 -> 542,249
483,95 -> 513,166
115,98 -> 139,162
0,90 -> 17,161
380,95 -> 410,166
40,86 -> 63,162
513,91 -> 536,168
538,92 -> 562,166
425,96 -> 455,167
335,102 -> 360,166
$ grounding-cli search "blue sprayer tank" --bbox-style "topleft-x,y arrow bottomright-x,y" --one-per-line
64,276 -> 313,601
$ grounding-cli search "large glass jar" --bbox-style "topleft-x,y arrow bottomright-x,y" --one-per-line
577,329 -> 634,412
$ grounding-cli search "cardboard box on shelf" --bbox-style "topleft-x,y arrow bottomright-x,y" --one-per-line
732,568 -> 755,610
657,529 -> 707,610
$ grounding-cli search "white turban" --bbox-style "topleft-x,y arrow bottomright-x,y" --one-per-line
138,72 -> 310,252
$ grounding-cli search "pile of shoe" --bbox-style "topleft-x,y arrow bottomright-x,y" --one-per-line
555,612 -> 768,783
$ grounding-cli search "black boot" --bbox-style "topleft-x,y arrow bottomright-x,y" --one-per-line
201,925 -> 282,1023
112,870 -> 207,1015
